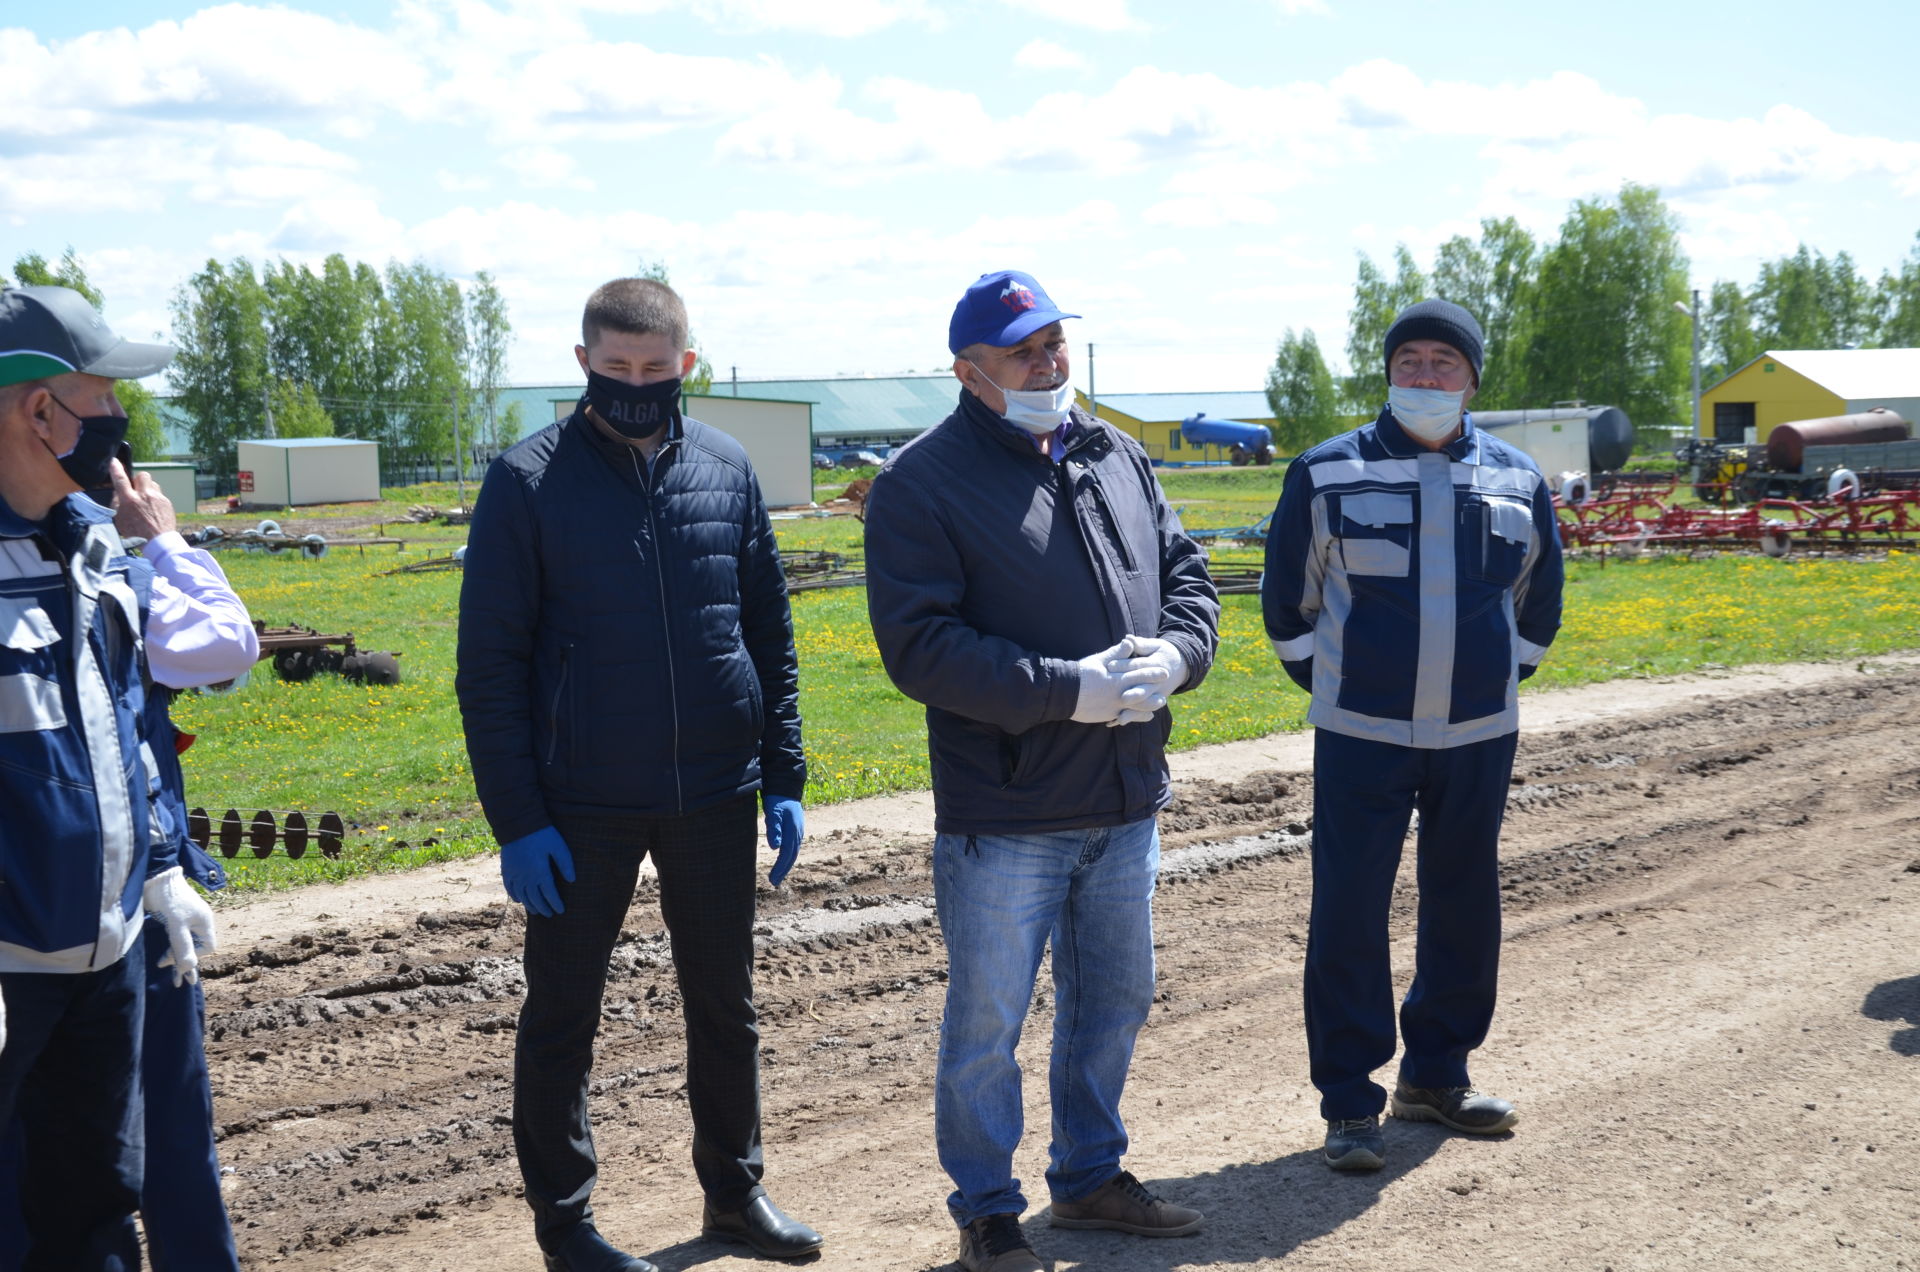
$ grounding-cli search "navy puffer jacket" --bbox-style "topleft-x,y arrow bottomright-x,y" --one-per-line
456,406 -> 803,842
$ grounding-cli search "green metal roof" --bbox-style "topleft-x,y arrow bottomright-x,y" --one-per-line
710,375 -> 959,439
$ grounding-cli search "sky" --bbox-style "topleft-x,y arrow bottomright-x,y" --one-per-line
4,0 -> 1919,401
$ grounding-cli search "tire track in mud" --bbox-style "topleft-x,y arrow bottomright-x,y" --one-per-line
208,666 -> 1920,1265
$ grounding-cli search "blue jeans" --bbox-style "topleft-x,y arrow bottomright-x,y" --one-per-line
933,819 -> 1160,1227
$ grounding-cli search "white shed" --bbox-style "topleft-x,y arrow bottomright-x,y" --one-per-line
133,462 -> 198,518
235,438 -> 380,507
684,394 -> 815,508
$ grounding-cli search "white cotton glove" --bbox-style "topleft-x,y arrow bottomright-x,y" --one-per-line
1105,635 -> 1189,727
144,866 -> 218,988
1071,637 -> 1172,725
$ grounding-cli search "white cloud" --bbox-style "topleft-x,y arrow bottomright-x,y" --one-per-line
505,147 -> 596,192
1002,0 -> 1145,31
1015,39 -> 1089,72
1144,195 -> 1280,228
1269,0 -> 1331,12
436,170 -> 493,193
264,197 -> 407,255
1481,103 -> 1920,204
0,7 -> 424,139
0,122 -> 363,216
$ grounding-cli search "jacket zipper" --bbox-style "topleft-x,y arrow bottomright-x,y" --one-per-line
1085,476 -> 1138,573
632,446 -> 685,813
546,643 -> 572,764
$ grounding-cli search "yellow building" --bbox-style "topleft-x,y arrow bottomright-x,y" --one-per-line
1076,390 -> 1276,463
1700,349 -> 1920,442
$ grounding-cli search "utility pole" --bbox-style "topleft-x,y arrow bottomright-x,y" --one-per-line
731,365 -> 739,396
263,384 -> 276,438
1087,342 -> 1097,419
1673,289 -> 1702,440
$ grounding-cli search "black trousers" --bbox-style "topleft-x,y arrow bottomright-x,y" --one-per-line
515,794 -> 765,1251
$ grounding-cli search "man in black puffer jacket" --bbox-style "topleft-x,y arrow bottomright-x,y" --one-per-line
865,271 -> 1219,1272
456,277 -> 819,1272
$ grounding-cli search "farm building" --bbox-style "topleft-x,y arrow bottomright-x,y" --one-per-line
709,374 -> 956,450
235,438 -> 380,507
1080,391 -> 1277,463
1700,348 -> 1920,444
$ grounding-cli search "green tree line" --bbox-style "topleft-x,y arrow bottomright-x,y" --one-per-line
168,255 -> 518,476
1267,183 -> 1920,457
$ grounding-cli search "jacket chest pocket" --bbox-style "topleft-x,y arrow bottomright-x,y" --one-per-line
1337,492 -> 1414,577
1462,496 -> 1533,585
0,595 -> 68,734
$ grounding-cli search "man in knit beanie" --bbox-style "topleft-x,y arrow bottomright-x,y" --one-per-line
1260,298 -> 1565,1171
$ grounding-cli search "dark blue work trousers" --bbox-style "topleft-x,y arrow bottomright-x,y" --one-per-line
0,947 -> 146,1271
516,794 -> 765,1256
1305,727 -> 1518,1121
137,914 -> 240,1272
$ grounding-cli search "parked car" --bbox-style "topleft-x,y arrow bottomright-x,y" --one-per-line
813,451 -> 837,470
838,450 -> 884,468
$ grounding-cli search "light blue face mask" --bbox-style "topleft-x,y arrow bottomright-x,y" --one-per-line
970,361 -> 1073,434
1387,384 -> 1466,443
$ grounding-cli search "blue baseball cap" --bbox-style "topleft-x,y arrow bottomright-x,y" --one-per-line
947,270 -> 1080,355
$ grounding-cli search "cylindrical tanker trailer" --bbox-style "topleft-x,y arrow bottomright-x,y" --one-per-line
1470,404 -> 1636,477
1763,407 -> 1911,471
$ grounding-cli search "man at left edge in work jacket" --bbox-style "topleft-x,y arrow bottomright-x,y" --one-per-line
456,276 -> 821,1272
0,284 -> 223,1270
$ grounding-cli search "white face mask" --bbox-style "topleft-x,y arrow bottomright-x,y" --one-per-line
1387,384 -> 1466,444
970,361 -> 1073,434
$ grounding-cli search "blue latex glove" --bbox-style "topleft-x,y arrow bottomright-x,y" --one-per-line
763,794 -> 804,887
500,826 -> 575,918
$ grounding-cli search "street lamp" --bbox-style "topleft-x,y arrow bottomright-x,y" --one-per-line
1673,291 -> 1701,440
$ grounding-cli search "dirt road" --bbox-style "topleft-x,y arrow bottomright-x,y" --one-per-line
205,657 -> 1920,1271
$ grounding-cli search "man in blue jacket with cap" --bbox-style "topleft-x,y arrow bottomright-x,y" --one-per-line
0,284 -> 225,1268
866,271 -> 1219,1272
1262,299 -> 1564,1172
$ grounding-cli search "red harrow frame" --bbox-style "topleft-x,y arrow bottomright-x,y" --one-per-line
1555,476 -> 1920,557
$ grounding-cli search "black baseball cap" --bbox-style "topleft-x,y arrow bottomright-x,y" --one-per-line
0,285 -> 175,388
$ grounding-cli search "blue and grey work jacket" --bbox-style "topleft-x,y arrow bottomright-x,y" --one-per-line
1261,408 -> 1564,749
0,493 -> 168,972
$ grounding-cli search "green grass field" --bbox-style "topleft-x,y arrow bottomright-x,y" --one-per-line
171,473 -> 1920,893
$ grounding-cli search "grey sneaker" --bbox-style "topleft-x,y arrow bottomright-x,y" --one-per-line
1391,1082 -> 1518,1134
1324,1115 -> 1384,1171
957,1213 -> 1044,1272
1049,1169 -> 1203,1236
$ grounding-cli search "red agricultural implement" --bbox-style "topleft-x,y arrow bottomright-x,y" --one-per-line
1556,478 -> 1920,556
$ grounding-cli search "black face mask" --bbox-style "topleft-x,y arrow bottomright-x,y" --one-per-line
45,396 -> 131,491
83,442 -> 135,508
585,370 -> 681,440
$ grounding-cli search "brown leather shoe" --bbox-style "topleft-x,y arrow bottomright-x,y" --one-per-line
957,1213 -> 1044,1272
1048,1170 -> 1202,1236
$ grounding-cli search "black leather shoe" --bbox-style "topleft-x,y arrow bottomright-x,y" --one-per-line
701,1195 -> 825,1259
543,1222 -> 658,1272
